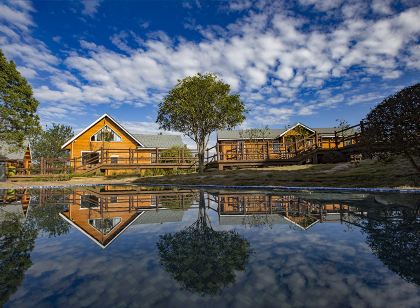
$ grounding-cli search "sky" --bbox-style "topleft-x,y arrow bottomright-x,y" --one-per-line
0,0 -> 419,146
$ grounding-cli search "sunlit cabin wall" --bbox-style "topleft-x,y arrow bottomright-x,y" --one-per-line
64,190 -> 155,244
64,117 -> 152,168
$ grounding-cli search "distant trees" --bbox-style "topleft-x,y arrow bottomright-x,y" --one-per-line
30,123 -> 74,160
0,49 -> 40,149
361,84 -> 420,171
157,73 -> 246,173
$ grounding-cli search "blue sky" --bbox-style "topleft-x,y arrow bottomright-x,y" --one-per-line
1,0 -> 419,142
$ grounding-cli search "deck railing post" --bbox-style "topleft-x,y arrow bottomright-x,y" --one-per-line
334,131 -> 339,149
266,141 -> 269,159
155,148 -> 159,164
217,143 -> 220,161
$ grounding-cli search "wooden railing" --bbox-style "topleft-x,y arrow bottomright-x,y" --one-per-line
211,122 -> 364,162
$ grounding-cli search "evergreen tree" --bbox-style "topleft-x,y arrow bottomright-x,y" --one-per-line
0,49 -> 40,148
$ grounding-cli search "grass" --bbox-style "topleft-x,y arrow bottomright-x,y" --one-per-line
133,157 -> 420,188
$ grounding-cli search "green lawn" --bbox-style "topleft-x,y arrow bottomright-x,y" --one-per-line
133,157 -> 419,188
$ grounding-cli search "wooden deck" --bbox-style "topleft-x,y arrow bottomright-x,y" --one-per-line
207,123 -> 364,170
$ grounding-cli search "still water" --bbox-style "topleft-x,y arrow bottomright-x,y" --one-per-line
0,185 -> 419,307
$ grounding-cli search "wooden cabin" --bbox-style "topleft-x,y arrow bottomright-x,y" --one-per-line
61,114 -> 188,175
0,141 -> 32,176
215,122 -> 357,163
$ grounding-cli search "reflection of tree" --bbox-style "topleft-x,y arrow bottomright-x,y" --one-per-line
157,191 -> 251,295
29,202 -> 70,237
362,207 -> 420,286
0,213 -> 37,306
28,191 -> 70,237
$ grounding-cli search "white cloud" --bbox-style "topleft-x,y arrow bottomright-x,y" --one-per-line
81,0 -> 102,17
1,0 -> 419,128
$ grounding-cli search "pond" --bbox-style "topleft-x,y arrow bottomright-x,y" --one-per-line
0,185 -> 419,307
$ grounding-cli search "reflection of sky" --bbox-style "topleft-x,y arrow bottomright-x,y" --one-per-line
5,196 -> 420,307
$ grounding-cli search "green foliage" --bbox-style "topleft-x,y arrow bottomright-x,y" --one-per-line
0,213 -> 37,306
361,83 -> 420,170
362,206 -> 420,285
157,73 -> 246,172
160,146 -> 193,163
28,200 -> 70,237
157,191 -> 251,295
30,123 -> 74,159
0,49 -> 40,148
239,126 -> 270,141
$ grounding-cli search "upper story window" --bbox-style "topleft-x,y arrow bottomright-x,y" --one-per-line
91,125 -> 122,142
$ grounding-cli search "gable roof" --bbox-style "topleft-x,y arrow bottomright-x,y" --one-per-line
0,141 -> 29,161
132,134 -> 184,149
279,122 -> 315,137
61,113 -> 145,149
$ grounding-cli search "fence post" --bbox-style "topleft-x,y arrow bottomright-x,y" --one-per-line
334,131 -> 338,149
266,141 -> 270,159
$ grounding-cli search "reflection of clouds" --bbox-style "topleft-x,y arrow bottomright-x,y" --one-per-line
6,206 -> 420,307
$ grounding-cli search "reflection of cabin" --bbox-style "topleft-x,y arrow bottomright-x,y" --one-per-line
0,141 -> 32,175
60,187 -> 194,248
214,123 -> 357,168
61,114 -> 187,175
0,189 -> 31,221
217,193 -> 352,230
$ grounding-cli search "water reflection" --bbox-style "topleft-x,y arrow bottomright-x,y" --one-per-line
60,186 -> 196,248
0,186 -> 419,306
0,190 -> 37,306
157,191 -> 251,295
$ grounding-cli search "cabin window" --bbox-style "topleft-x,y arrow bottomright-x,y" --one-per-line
110,156 -> 118,164
89,217 -> 121,235
91,125 -> 122,142
110,196 -> 118,203
272,143 -> 280,153
81,195 -> 99,208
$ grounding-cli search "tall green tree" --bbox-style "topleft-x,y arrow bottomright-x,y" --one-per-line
30,123 -> 74,159
361,83 -> 420,171
157,73 -> 246,173
0,49 -> 40,148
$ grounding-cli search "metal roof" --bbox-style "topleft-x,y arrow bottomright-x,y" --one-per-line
132,134 -> 184,149
217,129 -> 285,140
217,124 -> 355,140
133,209 -> 185,224
0,141 -> 29,160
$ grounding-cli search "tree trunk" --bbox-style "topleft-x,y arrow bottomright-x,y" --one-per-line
198,149 -> 205,174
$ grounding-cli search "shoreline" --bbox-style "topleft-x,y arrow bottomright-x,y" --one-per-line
1,180 -> 419,194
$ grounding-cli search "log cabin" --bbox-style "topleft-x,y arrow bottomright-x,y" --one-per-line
61,114 -> 188,175
216,122 -> 357,163
0,141 -> 32,176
